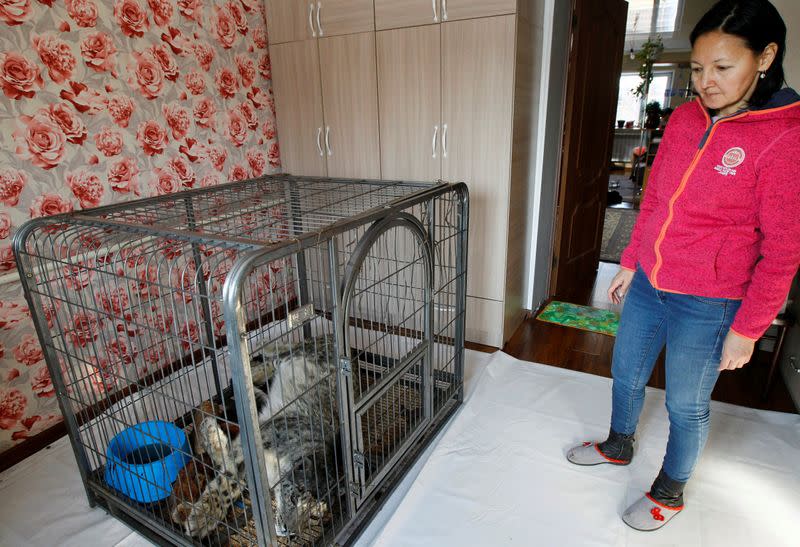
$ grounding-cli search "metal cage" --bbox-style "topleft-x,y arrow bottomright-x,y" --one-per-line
14,175 -> 468,546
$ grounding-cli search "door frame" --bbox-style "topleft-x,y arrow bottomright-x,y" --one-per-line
526,0 -> 627,309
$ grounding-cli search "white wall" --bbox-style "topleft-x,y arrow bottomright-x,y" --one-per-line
773,0 -> 799,88
662,0 -> 717,50
525,0 -> 571,311
516,0 -> 545,314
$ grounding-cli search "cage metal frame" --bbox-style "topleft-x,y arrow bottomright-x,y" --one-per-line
14,175 -> 469,546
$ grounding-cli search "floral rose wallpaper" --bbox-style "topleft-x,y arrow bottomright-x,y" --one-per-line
0,0 -> 281,457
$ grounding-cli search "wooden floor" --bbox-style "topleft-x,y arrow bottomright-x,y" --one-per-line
496,262 -> 797,414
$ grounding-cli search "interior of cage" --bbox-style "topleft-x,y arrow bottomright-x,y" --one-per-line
72,318 -> 458,547
20,181 -> 462,546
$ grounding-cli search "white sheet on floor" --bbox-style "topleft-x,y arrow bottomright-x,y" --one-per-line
2,350 -> 798,547
362,352 -> 800,547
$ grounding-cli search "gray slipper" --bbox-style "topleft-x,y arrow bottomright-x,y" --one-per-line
566,441 -> 632,466
622,494 -> 683,531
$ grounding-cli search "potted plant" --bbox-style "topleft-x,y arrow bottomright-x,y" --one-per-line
633,36 -> 664,99
644,101 -> 662,129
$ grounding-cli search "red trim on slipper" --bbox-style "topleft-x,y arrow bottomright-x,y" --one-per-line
593,443 -> 630,464
645,492 -> 684,511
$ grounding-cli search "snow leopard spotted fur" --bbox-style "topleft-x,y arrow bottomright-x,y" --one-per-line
173,335 -> 340,539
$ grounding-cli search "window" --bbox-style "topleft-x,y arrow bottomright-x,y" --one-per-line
626,0 -> 683,37
616,73 -> 642,124
615,71 -> 673,126
648,71 -> 673,108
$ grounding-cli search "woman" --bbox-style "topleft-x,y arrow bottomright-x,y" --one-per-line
566,0 -> 800,532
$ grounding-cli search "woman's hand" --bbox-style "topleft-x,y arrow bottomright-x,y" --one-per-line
608,268 -> 635,305
719,330 -> 756,371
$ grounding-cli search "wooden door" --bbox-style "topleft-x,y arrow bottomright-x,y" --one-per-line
377,26 -> 442,182
319,32 -> 381,179
375,0 -> 441,31
265,0 -> 312,44
269,41 -> 327,176
318,0 -> 374,37
440,0 -> 516,22
550,0 -> 627,301
442,16 -> 515,302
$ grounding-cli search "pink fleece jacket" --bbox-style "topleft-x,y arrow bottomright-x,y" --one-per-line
621,88 -> 800,340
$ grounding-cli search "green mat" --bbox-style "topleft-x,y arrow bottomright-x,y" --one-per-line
536,301 -> 620,336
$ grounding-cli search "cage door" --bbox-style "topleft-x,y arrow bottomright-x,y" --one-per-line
339,212 -> 434,507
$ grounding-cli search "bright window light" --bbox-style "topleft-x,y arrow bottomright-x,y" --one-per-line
626,0 -> 682,37
615,71 -> 673,125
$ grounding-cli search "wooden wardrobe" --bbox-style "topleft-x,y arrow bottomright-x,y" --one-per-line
267,0 -> 541,347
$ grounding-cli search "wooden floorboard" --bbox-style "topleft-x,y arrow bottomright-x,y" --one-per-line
502,262 -> 796,414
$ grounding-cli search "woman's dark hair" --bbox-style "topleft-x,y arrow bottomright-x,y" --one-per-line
690,0 -> 786,107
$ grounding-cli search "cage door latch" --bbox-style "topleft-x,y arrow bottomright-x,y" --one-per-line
287,303 -> 315,329
353,451 -> 365,469
339,357 -> 352,376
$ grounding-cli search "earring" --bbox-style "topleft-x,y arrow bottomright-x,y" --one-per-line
760,71 -> 766,79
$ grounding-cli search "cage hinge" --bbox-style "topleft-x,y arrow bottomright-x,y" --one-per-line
339,358 -> 352,376
349,480 -> 362,497
353,451 -> 365,469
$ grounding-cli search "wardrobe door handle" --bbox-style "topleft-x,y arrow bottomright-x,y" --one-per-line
325,126 -> 332,156
308,3 -> 316,37
431,0 -> 438,22
316,2 -> 323,36
432,125 -> 439,159
442,0 -> 448,20
316,127 -> 324,156
442,123 -> 448,158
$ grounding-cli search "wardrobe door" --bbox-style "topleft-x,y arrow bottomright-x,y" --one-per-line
317,0 -> 375,37
319,32 -> 381,179
377,25 -> 442,182
442,16 -> 515,302
269,41 -> 327,176
374,0 -> 441,31
440,0 -> 517,22
265,0 -> 313,44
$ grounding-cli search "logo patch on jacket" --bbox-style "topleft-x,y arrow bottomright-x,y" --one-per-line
714,147 -> 745,176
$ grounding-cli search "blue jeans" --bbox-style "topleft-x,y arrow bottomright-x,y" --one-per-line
610,267 -> 741,482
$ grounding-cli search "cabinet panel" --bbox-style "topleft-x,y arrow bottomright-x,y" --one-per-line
442,16 -> 516,302
375,0 -> 440,31
441,0 -> 516,22
377,26 -> 442,182
466,296 -> 504,347
318,0 -> 375,36
319,33 -> 381,179
265,0 -> 312,44
269,41 -> 327,176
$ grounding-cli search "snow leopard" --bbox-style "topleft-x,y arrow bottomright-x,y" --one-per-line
173,334 -> 342,540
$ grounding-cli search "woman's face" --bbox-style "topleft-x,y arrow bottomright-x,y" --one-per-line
690,31 -> 775,116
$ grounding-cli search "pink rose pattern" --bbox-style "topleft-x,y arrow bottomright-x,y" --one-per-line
32,33 -> 76,84
66,0 -> 99,28
0,1 -> 34,27
94,126 -> 123,157
0,0 -> 280,454
80,32 -> 118,76
0,52 -> 44,99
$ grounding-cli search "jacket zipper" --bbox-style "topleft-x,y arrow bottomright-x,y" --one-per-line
650,106 -> 749,287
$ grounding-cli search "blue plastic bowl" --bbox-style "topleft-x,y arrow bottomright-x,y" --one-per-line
104,420 -> 190,504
